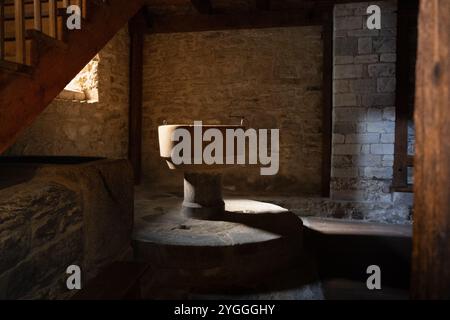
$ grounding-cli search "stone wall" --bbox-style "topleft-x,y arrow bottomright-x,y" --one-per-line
142,27 -> 324,195
332,1 -> 397,202
326,1 -> 412,223
0,159 -> 134,299
4,27 -> 130,159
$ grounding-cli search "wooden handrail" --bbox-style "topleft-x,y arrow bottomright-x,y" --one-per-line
14,0 -> 25,63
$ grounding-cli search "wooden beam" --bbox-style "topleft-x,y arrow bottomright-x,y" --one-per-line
321,5 -> 333,197
147,10 -> 323,34
255,0 -> 271,11
411,0 -> 450,299
392,0 -> 418,188
0,0 -> 4,60
128,8 -> 146,184
191,0 -> 212,14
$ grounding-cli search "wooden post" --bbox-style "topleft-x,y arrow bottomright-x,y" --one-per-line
14,0 -> 25,64
321,5 -> 333,198
48,0 -> 57,38
411,0 -> 450,299
0,0 -> 4,60
128,9 -> 146,184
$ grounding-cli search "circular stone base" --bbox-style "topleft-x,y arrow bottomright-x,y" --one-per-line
133,197 -> 303,291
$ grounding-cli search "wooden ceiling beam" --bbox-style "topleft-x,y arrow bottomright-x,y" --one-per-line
146,8 -> 324,33
255,0 -> 271,11
191,0 -> 212,14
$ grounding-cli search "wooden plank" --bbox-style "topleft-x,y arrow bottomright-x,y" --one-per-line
392,0 -> 415,188
33,0 -> 41,30
321,6 -> 332,197
191,0 -> 211,14
47,0 -> 56,37
147,10 -> 323,34
255,0 -> 271,11
1,0 -> 4,60
128,9 -> 146,184
411,0 -> 450,299
14,0 -> 26,63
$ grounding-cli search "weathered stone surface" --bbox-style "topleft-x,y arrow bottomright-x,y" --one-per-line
368,63 -> 396,77
335,16 -> 363,31
142,27 -> 324,195
331,1 -> 406,213
0,158 -> 133,299
358,37 -> 372,54
334,64 -> 363,79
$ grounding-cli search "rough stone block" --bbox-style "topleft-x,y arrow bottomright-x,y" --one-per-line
334,93 -> 359,106
333,122 -> 366,134
370,143 -> 394,155
334,64 -> 363,79
361,144 -> 371,154
354,54 -> 379,64
333,134 -> 345,144
382,160 -> 394,167
349,78 -> 376,93
334,144 -> 362,155
373,37 -> 397,53
334,108 -> 366,121
367,108 -> 383,121
334,80 -> 350,93
380,53 -> 396,62
346,133 -> 380,144
358,37 -> 372,54
352,154 -> 382,167
332,155 -> 352,167
334,56 -> 354,65
364,167 -> 394,179
368,63 -> 396,77
362,93 -> 395,106
335,38 -> 358,56
347,29 -> 379,37
367,121 -> 396,133
335,16 -> 363,31
332,168 -> 359,178
380,133 -> 395,143
377,77 -> 396,93
334,6 -> 354,17
381,14 -> 397,29
382,107 -> 396,121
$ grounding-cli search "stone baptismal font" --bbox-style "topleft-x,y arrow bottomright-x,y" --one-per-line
131,122 -> 318,299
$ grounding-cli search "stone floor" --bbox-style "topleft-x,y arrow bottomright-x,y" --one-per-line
132,186 -> 412,300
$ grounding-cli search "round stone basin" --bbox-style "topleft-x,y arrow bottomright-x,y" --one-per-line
158,124 -> 244,171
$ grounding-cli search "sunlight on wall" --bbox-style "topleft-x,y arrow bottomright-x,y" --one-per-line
61,55 -> 100,102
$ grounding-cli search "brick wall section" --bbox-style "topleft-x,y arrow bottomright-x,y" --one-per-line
4,27 -> 130,159
331,1 -> 398,202
142,27 -> 324,195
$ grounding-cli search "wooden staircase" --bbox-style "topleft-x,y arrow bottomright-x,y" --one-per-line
0,0 -> 144,154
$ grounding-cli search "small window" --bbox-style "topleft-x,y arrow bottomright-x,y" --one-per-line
57,55 -> 99,102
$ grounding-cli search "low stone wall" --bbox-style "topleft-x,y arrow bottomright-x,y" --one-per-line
0,158 -> 133,299
257,193 -> 412,224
